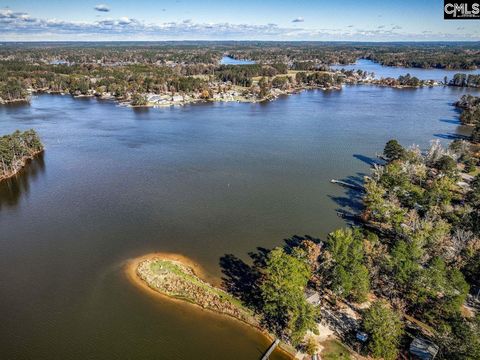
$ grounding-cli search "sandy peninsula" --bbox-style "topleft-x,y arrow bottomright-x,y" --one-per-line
125,252 -> 295,359
125,252 -> 258,324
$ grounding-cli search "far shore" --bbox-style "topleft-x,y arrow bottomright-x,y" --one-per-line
124,252 -> 295,359
17,79 -> 438,110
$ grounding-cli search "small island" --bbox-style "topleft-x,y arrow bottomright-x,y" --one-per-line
127,254 -> 258,327
0,129 -> 44,182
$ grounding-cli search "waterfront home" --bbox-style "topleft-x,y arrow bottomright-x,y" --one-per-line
409,337 -> 439,360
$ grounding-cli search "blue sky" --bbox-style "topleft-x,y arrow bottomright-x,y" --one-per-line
0,0 -> 479,41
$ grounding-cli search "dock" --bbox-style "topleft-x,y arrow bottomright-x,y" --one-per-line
375,153 -> 388,161
330,179 -> 364,191
261,339 -> 280,360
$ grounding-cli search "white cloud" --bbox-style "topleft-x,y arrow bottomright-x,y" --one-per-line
118,17 -> 133,25
0,9 -> 29,19
292,17 -> 304,23
0,9 -> 300,39
0,8 -> 478,41
94,4 -> 110,12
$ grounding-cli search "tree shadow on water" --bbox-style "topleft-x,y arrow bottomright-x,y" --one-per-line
219,236 -> 322,313
283,234 -> 321,252
329,172 -> 366,224
433,133 -> 469,140
439,118 -> 460,125
353,154 -> 382,166
0,153 -> 46,210
219,251 -> 265,312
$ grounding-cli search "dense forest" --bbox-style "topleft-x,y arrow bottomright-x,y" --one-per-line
360,137 -> 480,358
0,60 -> 212,103
0,78 -> 29,103
449,74 -> 480,88
2,42 -> 477,70
363,43 -> 480,70
0,130 -> 44,181
215,63 -> 287,86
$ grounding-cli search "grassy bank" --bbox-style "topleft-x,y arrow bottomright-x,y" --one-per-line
136,257 -> 257,326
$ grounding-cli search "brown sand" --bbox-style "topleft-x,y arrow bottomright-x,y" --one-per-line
124,252 -> 295,359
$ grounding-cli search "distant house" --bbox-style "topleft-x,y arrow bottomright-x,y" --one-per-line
409,337 -> 439,360
461,173 -> 475,183
147,94 -> 161,103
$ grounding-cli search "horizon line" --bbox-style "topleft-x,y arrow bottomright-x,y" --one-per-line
1,40 -> 480,43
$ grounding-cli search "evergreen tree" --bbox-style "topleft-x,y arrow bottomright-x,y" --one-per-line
389,240 -> 420,288
472,124 -> 480,143
259,247 -> 318,344
363,301 -> 403,360
383,139 -> 405,161
326,228 -> 370,302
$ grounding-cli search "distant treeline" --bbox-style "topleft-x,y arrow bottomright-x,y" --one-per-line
295,71 -> 343,87
215,63 -> 288,86
448,73 -> 480,88
365,44 -> 480,70
1,42 -> 478,69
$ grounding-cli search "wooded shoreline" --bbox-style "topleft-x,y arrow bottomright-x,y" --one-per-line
0,148 -> 43,182
0,130 -> 44,183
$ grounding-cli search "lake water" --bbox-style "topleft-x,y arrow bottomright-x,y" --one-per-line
332,59 -> 480,82
220,56 -> 256,65
0,84 -> 478,359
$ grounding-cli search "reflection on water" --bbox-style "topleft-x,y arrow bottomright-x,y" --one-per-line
0,152 -> 45,209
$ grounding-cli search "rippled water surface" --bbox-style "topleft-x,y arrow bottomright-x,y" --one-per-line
0,84 -> 478,359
